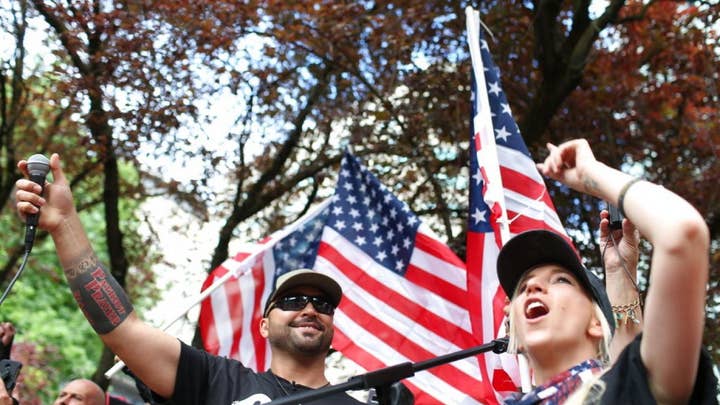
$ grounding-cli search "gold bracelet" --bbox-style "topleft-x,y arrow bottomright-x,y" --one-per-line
612,297 -> 641,326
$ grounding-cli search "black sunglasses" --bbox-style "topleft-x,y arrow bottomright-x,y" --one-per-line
269,294 -> 335,316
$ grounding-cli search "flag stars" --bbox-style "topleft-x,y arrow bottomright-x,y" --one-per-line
472,168 -> 483,186
495,126 -> 512,142
488,81 -> 502,96
329,155 -> 424,277
501,102 -> 512,115
471,208 -> 487,224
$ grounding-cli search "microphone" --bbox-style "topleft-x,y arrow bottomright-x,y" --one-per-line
24,154 -> 50,252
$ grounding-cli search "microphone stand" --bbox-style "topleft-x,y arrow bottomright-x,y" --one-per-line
267,336 -> 509,405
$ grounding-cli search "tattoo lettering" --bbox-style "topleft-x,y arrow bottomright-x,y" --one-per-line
67,257 -> 133,334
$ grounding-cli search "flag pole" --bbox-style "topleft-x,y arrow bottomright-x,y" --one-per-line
466,7 -> 533,393
104,198 -> 333,378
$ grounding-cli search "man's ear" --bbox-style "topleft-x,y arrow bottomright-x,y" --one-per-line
260,318 -> 269,338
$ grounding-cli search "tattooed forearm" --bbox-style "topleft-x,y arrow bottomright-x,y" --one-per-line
64,248 -> 101,280
582,175 -> 599,194
65,249 -> 134,334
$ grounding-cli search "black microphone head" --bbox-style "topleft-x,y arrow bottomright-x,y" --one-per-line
27,154 -> 50,177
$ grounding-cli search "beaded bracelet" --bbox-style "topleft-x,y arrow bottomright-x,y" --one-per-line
617,177 -> 643,217
612,297 -> 641,326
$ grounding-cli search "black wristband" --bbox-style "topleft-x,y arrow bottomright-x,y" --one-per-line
618,177 -> 642,217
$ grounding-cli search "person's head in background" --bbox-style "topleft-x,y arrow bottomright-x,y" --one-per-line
53,379 -> 105,405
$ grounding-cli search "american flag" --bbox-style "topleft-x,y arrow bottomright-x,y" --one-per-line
317,152 -> 495,404
199,151 -> 498,404
465,7 -> 568,397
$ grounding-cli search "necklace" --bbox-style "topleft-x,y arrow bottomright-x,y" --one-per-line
271,372 -> 292,396
271,371 -> 331,396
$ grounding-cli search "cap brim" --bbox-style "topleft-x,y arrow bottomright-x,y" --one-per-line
497,230 -> 587,296
497,230 -> 614,334
263,269 -> 342,316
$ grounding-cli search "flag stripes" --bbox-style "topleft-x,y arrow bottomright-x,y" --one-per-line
465,7 -> 569,396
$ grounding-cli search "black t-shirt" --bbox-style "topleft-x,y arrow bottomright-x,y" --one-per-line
600,334 -> 718,404
171,342 -> 365,405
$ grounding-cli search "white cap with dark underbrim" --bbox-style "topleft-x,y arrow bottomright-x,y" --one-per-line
262,269 -> 342,317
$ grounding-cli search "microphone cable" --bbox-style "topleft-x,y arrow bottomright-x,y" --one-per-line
0,207 -> 42,307
0,154 -> 50,307
0,249 -> 31,307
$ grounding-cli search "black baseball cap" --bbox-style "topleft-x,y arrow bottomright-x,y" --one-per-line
496,229 -> 615,335
263,269 -> 342,317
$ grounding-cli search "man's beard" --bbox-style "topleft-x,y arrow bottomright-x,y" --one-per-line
269,317 -> 333,356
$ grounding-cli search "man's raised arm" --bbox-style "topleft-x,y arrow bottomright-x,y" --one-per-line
15,153 -> 180,398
